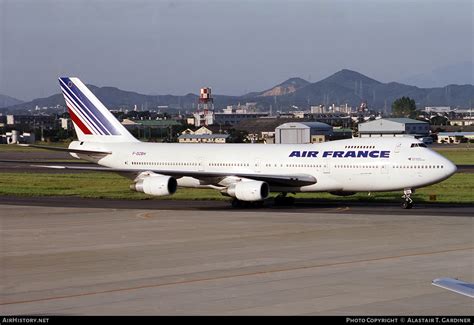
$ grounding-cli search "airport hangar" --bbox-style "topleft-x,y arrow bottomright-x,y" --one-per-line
358,118 -> 429,138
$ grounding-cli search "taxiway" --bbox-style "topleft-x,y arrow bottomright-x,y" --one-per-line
0,203 -> 472,315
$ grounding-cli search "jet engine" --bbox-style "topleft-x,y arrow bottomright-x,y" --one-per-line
131,175 -> 177,196
225,181 -> 269,201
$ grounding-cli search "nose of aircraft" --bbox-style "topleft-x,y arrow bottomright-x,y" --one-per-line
444,158 -> 457,177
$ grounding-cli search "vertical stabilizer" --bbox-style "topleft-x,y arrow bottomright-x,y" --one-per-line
59,77 -> 138,143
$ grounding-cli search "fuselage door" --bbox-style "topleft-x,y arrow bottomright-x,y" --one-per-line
381,164 -> 389,174
198,157 -> 205,172
323,159 -> 331,174
394,142 -> 402,153
254,158 -> 262,173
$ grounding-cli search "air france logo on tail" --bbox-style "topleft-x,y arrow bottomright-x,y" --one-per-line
59,77 -> 121,136
289,150 -> 391,158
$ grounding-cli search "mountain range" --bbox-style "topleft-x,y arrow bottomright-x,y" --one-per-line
401,61 -> 474,88
2,69 -> 473,113
0,94 -> 23,108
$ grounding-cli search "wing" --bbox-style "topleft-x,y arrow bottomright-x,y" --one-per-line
432,278 -> 474,298
33,165 -> 317,187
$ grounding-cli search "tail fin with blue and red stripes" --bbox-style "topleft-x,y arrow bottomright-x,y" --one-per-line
59,77 -> 138,143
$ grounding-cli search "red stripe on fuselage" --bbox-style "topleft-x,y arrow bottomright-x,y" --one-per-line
67,106 -> 92,135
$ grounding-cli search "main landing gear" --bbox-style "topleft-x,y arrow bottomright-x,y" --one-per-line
274,193 -> 295,206
401,189 -> 414,209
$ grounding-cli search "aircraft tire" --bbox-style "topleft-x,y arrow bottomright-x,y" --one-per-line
274,196 -> 295,206
401,200 -> 414,209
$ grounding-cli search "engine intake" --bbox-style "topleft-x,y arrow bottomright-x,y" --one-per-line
131,175 -> 177,196
226,181 -> 269,202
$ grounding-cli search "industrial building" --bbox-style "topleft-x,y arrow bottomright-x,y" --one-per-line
306,113 -> 353,128
275,122 -> 333,144
120,118 -> 182,140
449,118 -> 474,126
233,118 -> 302,143
5,114 -> 57,130
60,117 -> 73,130
188,90 -> 270,127
177,134 -> 229,143
0,130 -> 35,144
214,112 -> 269,126
178,126 -> 229,143
437,132 -> 474,144
233,118 -> 352,143
358,118 -> 429,138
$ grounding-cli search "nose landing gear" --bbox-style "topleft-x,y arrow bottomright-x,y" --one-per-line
401,189 -> 414,209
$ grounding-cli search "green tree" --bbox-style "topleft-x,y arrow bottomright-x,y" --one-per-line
227,129 -> 249,143
392,97 -> 417,118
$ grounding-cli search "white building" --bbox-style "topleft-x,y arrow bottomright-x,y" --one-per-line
424,106 -> 452,113
311,105 -> 325,114
449,118 -> 474,126
121,118 -> 139,126
60,117 -> 73,130
6,115 -> 14,125
192,111 -> 214,127
178,134 -> 229,143
1,130 -> 35,144
437,132 -> 474,144
178,126 -> 228,143
275,122 -> 333,144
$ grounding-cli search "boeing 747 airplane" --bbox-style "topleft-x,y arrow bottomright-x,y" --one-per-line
23,77 -> 457,208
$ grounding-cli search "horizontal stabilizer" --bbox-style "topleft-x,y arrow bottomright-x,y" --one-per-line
18,144 -> 111,155
432,277 -> 474,298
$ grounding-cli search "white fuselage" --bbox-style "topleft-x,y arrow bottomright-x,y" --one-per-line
71,137 -> 457,193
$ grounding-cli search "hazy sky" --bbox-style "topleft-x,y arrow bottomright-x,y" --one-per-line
1,0 -> 473,100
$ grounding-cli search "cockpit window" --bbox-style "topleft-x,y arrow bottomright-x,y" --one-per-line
411,143 -> 427,148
